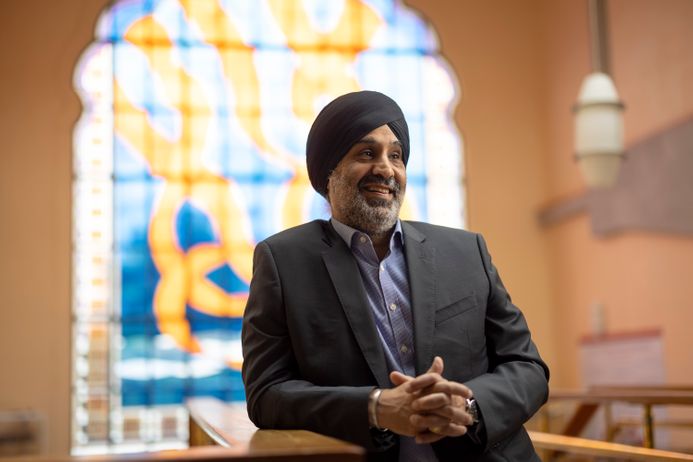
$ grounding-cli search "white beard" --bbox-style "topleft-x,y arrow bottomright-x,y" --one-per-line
327,170 -> 403,238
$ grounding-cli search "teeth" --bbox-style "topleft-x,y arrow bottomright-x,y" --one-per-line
365,186 -> 390,194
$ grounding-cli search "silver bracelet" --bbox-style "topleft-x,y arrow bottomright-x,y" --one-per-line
368,388 -> 386,430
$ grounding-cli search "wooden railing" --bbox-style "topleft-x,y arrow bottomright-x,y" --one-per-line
186,397 -> 364,461
542,386 -> 693,449
188,397 -> 693,462
0,446 -> 314,462
530,431 -> 693,461
0,399 -> 364,461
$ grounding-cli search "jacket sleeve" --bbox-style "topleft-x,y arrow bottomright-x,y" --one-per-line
241,241 -> 395,451
451,234 -> 550,453
434,235 -> 549,460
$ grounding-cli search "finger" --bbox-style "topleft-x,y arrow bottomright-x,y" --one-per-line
412,396 -> 474,426
415,423 -> 468,444
428,422 -> 468,438
390,370 -> 413,387
421,380 -> 473,399
411,392 -> 451,412
409,413 -> 453,430
422,404 -> 475,427
442,422 -> 468,437
407,356 -> 444,396
406,372 -> 444,393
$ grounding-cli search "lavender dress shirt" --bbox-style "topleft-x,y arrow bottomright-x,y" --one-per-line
331,218 -> 438,462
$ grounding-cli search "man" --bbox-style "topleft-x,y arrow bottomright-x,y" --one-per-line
242,90 -> 549,461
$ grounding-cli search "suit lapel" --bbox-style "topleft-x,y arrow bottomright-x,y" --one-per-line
321,223 -> 391,388
402,222 -> 437,375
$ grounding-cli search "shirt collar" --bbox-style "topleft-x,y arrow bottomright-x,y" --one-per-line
330,217 -> 404,251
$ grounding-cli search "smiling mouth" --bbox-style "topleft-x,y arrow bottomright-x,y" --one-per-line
361,184 -> 394,196
357,175 -> 400,203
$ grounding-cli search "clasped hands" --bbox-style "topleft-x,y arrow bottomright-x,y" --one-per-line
376,356 -> 474,444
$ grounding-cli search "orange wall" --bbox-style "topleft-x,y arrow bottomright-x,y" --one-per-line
0,0 -> 110,454
405,0 -> 557,372
544,0 -> 693,389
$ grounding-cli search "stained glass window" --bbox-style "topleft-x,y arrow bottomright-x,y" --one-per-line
73,0 -> 464,453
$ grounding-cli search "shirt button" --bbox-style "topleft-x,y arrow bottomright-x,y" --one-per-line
400,345 -> 408,353
389,303 -> 397,311
359,236 -> 367,243
380,264 -> 384,272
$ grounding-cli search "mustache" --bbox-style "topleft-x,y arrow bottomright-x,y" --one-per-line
357,174 -> 401,193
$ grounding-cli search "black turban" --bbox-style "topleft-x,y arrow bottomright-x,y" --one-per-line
306,90 -> 410,197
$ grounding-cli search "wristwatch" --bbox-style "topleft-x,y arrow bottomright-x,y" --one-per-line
465,398 -> 479,425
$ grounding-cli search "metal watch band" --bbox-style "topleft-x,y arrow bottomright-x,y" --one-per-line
465,397 -> 480,425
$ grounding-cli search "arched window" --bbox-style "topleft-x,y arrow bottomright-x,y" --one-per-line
73,0 -> 463,452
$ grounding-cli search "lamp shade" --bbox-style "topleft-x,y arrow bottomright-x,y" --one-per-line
574,72 -> 624,188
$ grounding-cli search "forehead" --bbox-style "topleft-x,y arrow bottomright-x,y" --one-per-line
351,124 -> 400,146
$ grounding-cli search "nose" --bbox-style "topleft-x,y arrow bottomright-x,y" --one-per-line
371,152 -> 394,179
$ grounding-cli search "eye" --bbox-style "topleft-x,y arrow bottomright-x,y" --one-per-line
389,151 -> 402,160
359,150 -> 374,158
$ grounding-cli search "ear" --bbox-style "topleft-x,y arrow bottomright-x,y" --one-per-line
325,170 -> 335,204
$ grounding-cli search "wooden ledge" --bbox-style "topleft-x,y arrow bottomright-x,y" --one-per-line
529,431 -> 693,461
186,398 -> 364,461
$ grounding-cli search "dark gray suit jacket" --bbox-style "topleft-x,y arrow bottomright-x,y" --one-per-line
242,220 -> 549,461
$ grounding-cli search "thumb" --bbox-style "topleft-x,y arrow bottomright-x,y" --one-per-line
427,356 -> 444,374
